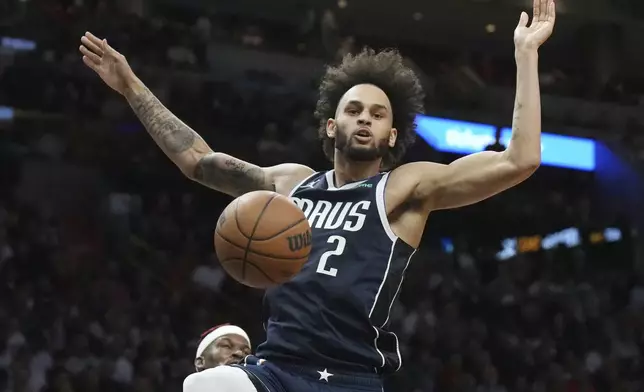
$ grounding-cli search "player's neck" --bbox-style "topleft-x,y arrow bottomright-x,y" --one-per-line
332,156 -> 382,187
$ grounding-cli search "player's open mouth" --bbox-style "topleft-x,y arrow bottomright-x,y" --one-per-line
355,128 -> 371,137
354,128 -> 372,142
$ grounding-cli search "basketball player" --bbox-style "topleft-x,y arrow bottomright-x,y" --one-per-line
184,324 -> 253,391
80,0 -> 555,390
193,324 -> 252,371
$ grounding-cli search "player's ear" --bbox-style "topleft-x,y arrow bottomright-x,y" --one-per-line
194,357 -> 204,372
326,119 -> 336,138
388,128 -> 398,148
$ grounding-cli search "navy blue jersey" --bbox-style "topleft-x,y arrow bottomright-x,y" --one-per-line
256,170 -> 417,374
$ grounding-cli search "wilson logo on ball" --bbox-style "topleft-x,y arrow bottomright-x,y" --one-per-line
287,230 -> 312,252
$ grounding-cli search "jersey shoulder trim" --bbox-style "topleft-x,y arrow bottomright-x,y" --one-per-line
375,172 -> 396,242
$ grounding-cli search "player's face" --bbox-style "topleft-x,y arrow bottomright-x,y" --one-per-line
194,334 -> 251,371
328,84 -> 397,162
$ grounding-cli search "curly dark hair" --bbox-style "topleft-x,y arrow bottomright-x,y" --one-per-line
314,47 -> 425,168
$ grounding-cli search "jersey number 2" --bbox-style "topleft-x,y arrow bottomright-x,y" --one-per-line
316,235 -> 346,277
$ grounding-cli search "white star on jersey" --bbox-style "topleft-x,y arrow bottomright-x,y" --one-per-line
317,368 -> 333,382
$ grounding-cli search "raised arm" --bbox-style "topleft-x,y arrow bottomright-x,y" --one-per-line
396,0 -> 555,211
79,32 -> 313,197
123,80 -> 312,195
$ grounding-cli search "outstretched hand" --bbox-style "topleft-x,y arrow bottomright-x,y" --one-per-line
79,32 -> 137,96
514,0 -> 556,53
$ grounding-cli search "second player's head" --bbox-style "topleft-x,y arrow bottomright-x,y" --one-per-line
194,324 -> 251,372
315,48 -> 425,169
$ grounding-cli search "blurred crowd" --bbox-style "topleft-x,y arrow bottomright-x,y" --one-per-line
392,235 -> 642,392
1,1 -> 643,392
3,0 -> 644,113
3,0 -> 644,163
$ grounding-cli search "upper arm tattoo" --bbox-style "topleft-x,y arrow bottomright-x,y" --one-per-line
193,154 -> 275,196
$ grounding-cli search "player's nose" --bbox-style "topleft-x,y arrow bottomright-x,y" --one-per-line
357,114 -> 372,126
231,349 -> 244,361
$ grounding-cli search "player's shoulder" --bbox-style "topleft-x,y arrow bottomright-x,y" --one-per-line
183,370 -> 210,392
392,161 -> 445,175
388,161 -> 445,188
183,366 -> 253,392
183,368 -> 229,392
264,163 -> 316,196
384,162 -> 449,209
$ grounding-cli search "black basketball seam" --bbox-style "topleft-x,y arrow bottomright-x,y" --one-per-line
249,217 -> 308,241
232,198 -> 250,239
215,231 -> 309,260
240,193 -> 278,280
219,258 -> 278,285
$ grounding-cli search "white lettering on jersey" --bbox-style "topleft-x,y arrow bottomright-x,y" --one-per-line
291,198 -> 370,233
343,201 -> 369,232
297,198 -> 315,217
308,200 -> 332,228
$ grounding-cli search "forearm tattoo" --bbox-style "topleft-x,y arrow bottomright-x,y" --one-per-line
126,86 -> 274,196
510,102 -> 523,144
127,87 -> 197,154
194,154 -> 275,196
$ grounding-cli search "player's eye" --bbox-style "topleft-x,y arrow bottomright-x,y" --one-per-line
373,113 -> 384,119
346,108 -> 359,115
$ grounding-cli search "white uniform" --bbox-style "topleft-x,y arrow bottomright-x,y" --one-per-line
183,367 -> 258,392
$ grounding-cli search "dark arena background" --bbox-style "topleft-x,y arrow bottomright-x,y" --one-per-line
1,0 -> 644,391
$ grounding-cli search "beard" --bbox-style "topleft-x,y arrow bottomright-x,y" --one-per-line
335,126 -> 390,162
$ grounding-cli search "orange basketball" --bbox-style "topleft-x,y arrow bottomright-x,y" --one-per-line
214,190 -> 312,289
